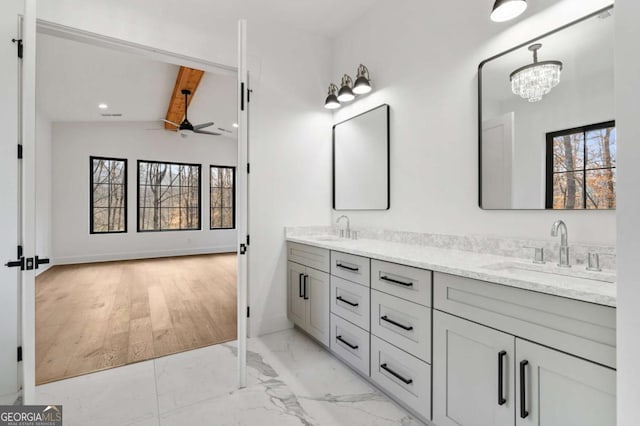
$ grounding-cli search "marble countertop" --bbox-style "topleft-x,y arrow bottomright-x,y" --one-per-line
286,234 -> 616,307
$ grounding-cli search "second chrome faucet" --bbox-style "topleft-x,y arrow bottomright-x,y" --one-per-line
551,219 -> 571,267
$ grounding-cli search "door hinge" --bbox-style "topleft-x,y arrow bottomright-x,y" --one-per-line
247,163 -> 250,174
246,235 -> 250,246
240,243 -> 247,255
247,88 -> 252,103
11,38 -> 23,59
17,346 -> 22,362
17,144 -> 22,159
247,306 -> 250,318
240,82 -> 245,111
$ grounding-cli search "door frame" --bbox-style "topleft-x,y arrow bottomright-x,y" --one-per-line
21,11 -> 250,400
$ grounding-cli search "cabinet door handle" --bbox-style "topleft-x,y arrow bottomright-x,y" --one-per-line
336,296 -> 359,307
498,350 -> 507,406
336,263 -> 359,272
380,315 -> 413,331
298,273 -> 304,298
520,360 -> 529,419
380,363 -> 413,385
380,275 -> 413,287
336,335 -> 358,350
303,274 -> 309,300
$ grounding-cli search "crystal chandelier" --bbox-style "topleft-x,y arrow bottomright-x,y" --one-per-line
510,43 -> 563,102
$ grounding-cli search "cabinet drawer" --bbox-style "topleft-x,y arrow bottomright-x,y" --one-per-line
434,272 -> 616,368
331,251 -> 370,287
371,259 -> 432,306
371,335 -> 431,421
371,290 -> 431,362
288,242 -> 330,273
330,314 -> 370,377
331,276 -> 370,331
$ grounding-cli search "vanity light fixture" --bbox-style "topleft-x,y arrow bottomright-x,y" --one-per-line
337,74 -> 355,102
324,83 -> 341,109
490,0 -> 527,22
510,43 -> 562,103
353,64 -> 372,95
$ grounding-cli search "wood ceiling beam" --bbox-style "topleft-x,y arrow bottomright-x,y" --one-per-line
164,66 -> 205,129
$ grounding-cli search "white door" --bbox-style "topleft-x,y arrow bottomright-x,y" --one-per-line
433,310 -> 515,426
0,0 -> 24,400
515,339 -> 616,426
287,261 -> 306,327
236,19 -> 249,388
305,269 -> 330,347
481,112 -> 514,209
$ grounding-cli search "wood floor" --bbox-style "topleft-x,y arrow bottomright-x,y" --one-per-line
35,253 -> 237,385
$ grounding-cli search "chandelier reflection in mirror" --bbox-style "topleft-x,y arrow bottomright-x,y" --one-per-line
510,43 -> 563,102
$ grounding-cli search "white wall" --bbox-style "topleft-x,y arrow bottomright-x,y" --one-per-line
36,1 -> 334,336
330,0 -> 614,245
615,0 -> 640,424
51,122 -> 237,263
35,108 -> 52,274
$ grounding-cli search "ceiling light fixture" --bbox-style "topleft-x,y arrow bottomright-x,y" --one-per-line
510,43 -> 563,103
353,64 -> 372,95
324,84 -> 341,109
490,0 -> 527,22
98,103 -> 109,109
232,123 -> 239,128
337,74 -> 355,102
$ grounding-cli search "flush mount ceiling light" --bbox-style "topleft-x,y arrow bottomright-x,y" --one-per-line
337,74 -> 355,102
98,103 -> 109,109
324,83 -> 341,109
510,43 -> 562,103
353,64 -> 372,95
490,0 -> 527,22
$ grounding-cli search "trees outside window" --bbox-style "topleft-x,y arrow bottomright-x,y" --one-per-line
210,166 -> 235,229
138,160 -> 201,231
546,121 -> 616,209
90,156 -> 127,233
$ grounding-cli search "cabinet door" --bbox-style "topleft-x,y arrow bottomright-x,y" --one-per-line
433,310 -> 515,426
288,261 -> 307,328
515,339 -> 616,426
305,268 -> 330,347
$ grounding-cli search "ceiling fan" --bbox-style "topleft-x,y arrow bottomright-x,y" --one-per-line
163,89 -> 223,137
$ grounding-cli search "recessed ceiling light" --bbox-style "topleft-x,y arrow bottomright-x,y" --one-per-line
232,123 -> 239,128
98,103 -> 109,110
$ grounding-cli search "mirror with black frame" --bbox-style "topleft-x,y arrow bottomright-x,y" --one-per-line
333,104 -> 390,210
478,6 -> 615,210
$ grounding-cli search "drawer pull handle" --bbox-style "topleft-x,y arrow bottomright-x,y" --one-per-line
380,315 -> 414,331
498,351 -> 507,406
336,296 -> 359,307
336,263 -> 359,272
336,335 -> 358,350
380,275 -> 413,287
380,363 -> 413,385
520,360 -> 529,419
298,273 -> 304,298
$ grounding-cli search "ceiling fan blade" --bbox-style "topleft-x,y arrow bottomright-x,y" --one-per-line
194,129 -> 222,136
217,127 -> 232,133
193,122 -> 214,130
162,119 -> 180,127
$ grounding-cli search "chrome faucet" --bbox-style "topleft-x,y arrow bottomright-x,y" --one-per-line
336,215 -> 351,239
550,220 -> 570,267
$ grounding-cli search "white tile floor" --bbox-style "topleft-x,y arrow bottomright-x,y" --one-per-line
34,328 -> 425,425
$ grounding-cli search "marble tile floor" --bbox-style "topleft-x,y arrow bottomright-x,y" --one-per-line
34,328 -> 425,425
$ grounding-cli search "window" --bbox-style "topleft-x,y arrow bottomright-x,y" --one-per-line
90,156 -> 127,234
546,121 -> 616,209
138,160 -> 201,231
210,165 -> 235,229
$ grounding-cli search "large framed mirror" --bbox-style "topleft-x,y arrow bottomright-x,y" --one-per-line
478,5 -> 615,210
333,104 -> 390,210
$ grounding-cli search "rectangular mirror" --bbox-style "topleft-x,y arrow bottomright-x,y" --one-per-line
479,6 -> 615,210
333,104 -> 390,210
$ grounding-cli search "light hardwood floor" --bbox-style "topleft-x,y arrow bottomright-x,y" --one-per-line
35,253 -> 237,385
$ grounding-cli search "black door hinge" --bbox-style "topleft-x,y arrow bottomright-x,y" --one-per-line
240,82 -> 245,111
17,144 -> 22,159
246,235 -> 250,246
247,163 -> 250,174
11,38 -> 23,59
247,89 -> 252,103
247,306 -> 250,318
17,346 -> 22,362
240,243 -> 247,255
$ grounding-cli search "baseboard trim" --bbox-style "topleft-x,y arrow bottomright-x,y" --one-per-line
250,314 -> 292,338
52,246 -> 237,265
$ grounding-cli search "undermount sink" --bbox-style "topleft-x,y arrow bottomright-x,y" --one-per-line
312,235 -> 342,242
482,261 -> 616,284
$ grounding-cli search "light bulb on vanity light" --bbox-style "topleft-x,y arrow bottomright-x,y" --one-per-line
490,0 -> 527,22
337,74 -> 355,102
353,64 -> 372,95
324,83 -> 341,109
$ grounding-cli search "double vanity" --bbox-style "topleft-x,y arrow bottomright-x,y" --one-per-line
286,227 -> 616,425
